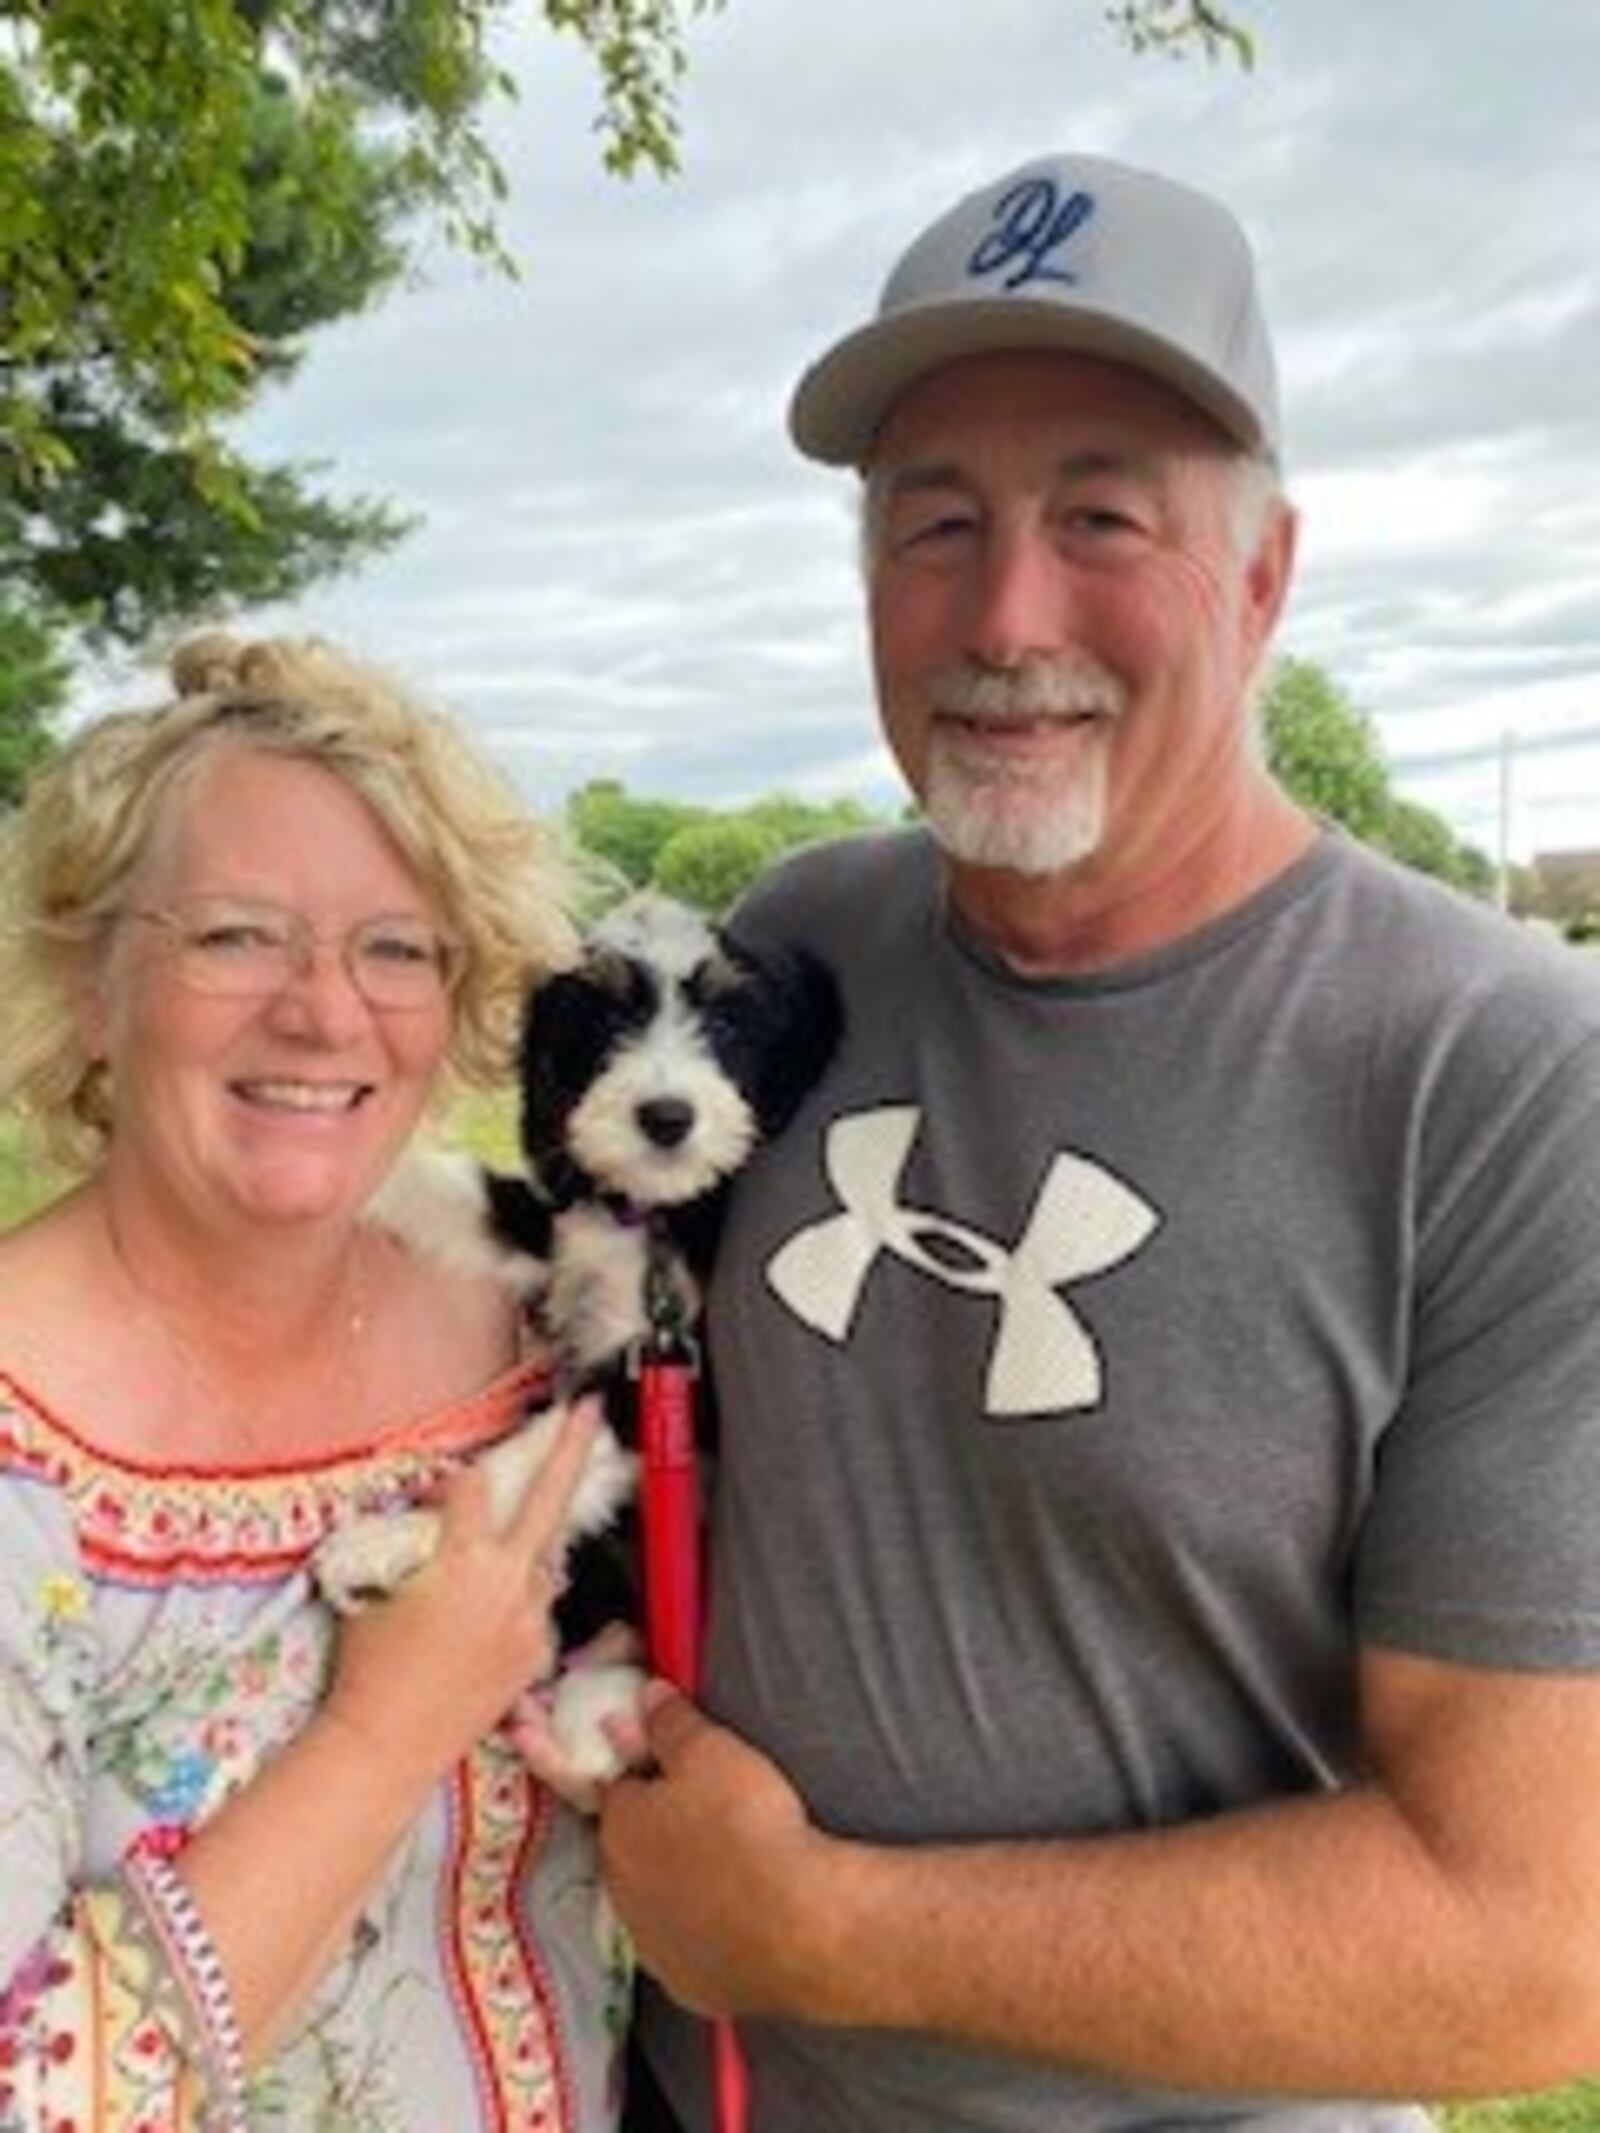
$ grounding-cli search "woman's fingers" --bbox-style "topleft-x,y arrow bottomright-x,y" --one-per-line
506,1396 -> 603,1560
433,1456 -> 491,1542
431,1397 -> 600,1560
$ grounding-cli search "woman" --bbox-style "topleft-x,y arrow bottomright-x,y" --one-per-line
0,633 -> 623,2130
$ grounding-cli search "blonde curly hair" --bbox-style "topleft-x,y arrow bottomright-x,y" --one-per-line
0,631 -> 580,1172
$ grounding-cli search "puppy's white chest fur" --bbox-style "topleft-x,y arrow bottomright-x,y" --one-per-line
548,1204 -> 697,1377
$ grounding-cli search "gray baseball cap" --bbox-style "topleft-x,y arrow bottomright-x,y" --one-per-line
789,153 -> 1281,466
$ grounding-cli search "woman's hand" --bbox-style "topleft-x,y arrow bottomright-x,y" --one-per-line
323,1399 -> 602,1786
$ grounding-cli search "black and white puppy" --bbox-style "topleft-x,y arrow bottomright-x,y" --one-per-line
493,890 -> 842,1415
315,893 -> 841,1786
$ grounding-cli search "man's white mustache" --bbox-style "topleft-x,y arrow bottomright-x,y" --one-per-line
927,660 -> 1125,722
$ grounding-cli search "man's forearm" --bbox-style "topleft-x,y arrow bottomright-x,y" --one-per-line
605,1659 -> 1600,2103
808,1784 -> 1572,2099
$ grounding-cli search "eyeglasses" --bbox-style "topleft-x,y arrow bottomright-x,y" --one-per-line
122,897 -> 461,1010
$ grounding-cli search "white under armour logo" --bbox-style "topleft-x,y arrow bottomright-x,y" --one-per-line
767,1106 -> 1160,1418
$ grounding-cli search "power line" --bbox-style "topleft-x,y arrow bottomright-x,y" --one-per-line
1390,721 -> 1600,775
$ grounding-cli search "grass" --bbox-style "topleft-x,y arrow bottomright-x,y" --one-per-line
1445,2090 -> 1600,2130
0,1115 -> 1596,2131
0,1110 -> 62,1230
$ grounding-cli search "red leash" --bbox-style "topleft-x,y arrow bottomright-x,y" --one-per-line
637,1290 -> 750,2133
638,1349 -> 701,1686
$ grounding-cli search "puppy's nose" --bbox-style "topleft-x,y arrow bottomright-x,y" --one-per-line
636,1096 -> 695,1149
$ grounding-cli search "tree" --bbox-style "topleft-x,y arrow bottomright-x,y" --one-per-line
1,2 -> 723,488
744,794 -> 881,848
0,602 -> 68,809
565,783 -> 891,915
1381,795 -> 1494,900
0,1 -> 725,768
566,780 -> 709,890
1262,658 -> 1493,896
1262,658 -> 1394,844
0,60 -> 418,779
654,818 -> 787,914
1104,2 -> 1255,68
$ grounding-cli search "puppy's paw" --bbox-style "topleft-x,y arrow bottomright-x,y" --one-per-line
314,1508 -> 441,1614
509,1662 -> 648,1812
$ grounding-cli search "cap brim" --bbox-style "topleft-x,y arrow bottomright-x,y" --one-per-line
788,297 -> 1268,466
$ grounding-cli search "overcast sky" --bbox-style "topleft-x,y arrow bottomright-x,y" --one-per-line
191,0 -> 1600,862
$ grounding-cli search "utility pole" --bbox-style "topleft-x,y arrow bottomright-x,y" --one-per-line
1495,729 -> 1515,913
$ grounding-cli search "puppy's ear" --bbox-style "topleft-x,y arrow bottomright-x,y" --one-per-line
684,942 -> 748,1002
515,968 -> 600,1173
582,945 -> 650,1005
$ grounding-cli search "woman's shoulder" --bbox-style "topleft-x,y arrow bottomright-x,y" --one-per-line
0,1189 -> 95,1371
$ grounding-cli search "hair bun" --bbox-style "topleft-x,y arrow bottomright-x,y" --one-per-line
170,630 -> 250,699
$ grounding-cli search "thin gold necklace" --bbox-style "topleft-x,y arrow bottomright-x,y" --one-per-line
98,1195 -> 373,1459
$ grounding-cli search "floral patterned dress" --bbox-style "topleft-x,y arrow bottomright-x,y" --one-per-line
0,1366 -> 630,2133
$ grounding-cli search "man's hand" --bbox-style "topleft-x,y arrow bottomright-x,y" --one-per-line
597,1685 -> 843,2019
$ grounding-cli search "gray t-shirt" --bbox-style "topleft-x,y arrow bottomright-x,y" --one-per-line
640,827 -> 1600,2131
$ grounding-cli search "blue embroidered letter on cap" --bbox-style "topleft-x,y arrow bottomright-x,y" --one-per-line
967,179 -> 1095,292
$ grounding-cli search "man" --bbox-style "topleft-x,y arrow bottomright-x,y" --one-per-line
602,154 -> 1600,2130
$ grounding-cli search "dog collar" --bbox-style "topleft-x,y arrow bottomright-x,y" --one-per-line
599,1189 -> 650,1229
